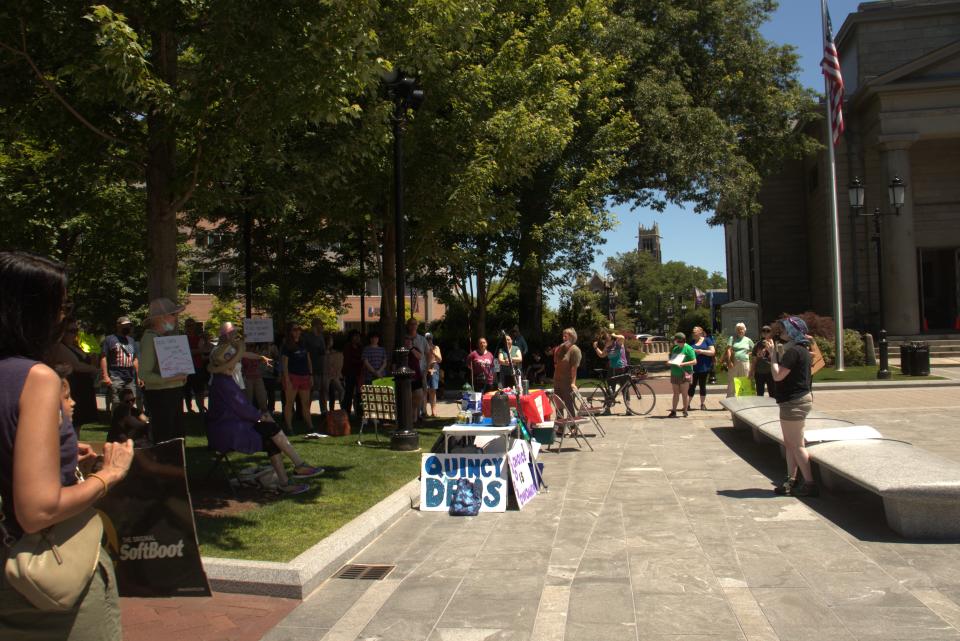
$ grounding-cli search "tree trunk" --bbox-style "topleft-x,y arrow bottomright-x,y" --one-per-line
381,218 -> 397,352
145,29 -> 179,301
474,262 -> 487,341
517,169 -> 553,345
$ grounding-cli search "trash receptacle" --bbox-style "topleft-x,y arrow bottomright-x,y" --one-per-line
911,342 -> 930,376
899,343 -> 915,376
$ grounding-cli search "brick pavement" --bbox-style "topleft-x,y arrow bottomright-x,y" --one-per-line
121,592 -> 299,641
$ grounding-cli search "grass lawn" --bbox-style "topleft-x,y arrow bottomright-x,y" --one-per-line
713,365 -> 941,385
81,413 -> 444,563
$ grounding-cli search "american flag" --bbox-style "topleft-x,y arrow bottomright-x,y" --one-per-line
821,0 -> 845,146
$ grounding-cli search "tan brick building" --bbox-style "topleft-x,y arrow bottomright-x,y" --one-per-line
726,0 -> 960,335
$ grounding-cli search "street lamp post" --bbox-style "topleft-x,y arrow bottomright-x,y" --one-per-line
383,69 -> 424,450
848,175 -> 905,380
603,277 -> 615,324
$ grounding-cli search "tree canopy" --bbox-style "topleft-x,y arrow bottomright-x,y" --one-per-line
1,0 -> 816,337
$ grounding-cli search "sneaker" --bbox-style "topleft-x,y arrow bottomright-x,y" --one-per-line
773,478 -> 794,496
682,410 -> 689,417
292,465 -> 324,479
792,482 -> 820,497
667,411 -> 677,418
278,482 -> 310,495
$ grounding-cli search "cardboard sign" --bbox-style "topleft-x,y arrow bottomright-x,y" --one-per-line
97,440 -> 211,597
153,335 -> 195,378
506,440 -> 537,509
243,317 -> 274,343
420,453 -> 507,512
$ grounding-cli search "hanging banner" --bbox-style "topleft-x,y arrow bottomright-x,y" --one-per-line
420,453 -> 507,512
506,440 -> 538,510
97,439 -> 211,597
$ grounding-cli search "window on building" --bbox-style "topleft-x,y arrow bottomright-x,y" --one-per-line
188,270 -> 234,294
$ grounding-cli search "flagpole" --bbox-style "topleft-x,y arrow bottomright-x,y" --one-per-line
821,0 -> 845,370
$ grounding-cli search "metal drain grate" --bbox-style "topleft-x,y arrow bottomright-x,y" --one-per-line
334,564 -> 395,580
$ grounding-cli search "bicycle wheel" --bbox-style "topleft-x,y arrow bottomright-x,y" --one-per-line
622,380 -> 656,416
577,383 -> 607,415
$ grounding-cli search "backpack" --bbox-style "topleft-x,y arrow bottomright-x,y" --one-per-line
449,479 -> 482,516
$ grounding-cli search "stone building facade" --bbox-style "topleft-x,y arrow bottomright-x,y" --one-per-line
726,0 -> 960,335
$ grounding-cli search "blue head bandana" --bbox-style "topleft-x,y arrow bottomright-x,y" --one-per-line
781,316 -> 810,345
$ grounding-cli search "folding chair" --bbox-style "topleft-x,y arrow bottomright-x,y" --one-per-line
204,445 -> 242,496
571,387 -> 606,437
357,385 -> 397,445
545,391 -> 593,452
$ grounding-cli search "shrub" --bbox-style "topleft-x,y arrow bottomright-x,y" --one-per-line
843,329 -> 865,366
778,311 -> 835,341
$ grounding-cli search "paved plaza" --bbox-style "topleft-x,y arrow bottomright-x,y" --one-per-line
240,386 -> 960,641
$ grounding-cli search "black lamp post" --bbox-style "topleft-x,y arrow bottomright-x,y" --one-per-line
383,69 -> 424,451
849,175 -> 905,380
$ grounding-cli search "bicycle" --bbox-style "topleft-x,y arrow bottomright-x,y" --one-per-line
578,365 -> 656,416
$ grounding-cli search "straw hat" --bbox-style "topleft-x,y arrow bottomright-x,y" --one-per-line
147,297 -> 185,319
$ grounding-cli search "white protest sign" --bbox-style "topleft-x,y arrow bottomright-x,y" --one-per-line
153,335 -> 195,378
668,352 -> 686,366
243,318 -> 274,343
420,453 -> 507,512
506,440 -> 538,509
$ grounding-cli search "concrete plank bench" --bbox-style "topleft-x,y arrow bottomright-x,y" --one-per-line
720,397 -> 960,539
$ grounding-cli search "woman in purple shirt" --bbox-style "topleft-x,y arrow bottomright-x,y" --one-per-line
0,252 -> 133,639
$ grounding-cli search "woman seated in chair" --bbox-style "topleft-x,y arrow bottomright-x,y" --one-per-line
206,334 -> 323,495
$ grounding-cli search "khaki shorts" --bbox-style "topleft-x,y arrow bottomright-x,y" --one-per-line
779,394 -> 812,420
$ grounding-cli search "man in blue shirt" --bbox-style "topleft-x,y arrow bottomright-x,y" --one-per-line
100,316 -> 140,412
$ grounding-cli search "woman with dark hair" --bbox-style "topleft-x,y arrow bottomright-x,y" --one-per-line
764,316 -> 817,497
0,251 -> 133,640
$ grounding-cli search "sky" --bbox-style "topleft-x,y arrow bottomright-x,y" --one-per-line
570,0 -> 864,302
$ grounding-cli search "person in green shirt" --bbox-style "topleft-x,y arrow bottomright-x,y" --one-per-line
140,297 -> 188,443
724,322 -> 755,397
668,332 -> 698,418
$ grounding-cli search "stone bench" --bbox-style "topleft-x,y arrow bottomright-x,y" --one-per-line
720,397 -> 960,539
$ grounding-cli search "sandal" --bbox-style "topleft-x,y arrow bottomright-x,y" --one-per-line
292,464 -> 324,479
278,482 -> 310,495
773,477 -> 795,496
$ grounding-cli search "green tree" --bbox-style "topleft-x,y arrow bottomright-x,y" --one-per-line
604,250 -> 726,334
1,1 -> 383,299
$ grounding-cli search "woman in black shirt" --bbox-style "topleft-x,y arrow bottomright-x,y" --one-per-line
764,316 -> 817,497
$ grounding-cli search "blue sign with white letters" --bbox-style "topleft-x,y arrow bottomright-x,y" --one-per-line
420,453 -> 507,512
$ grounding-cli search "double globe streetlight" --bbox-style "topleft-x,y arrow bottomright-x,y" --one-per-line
848,175 -> 906,380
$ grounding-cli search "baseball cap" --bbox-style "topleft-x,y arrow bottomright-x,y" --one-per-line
673,332 -> 686,341
116,316 -> 132,326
